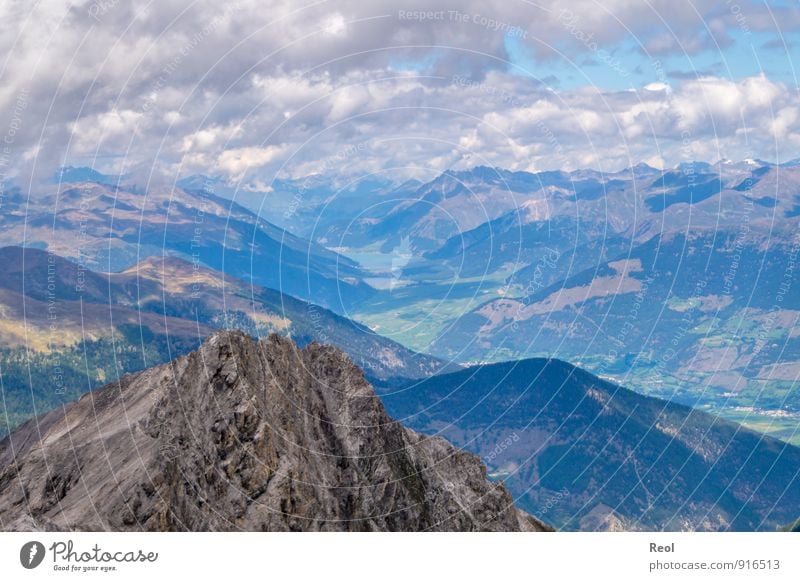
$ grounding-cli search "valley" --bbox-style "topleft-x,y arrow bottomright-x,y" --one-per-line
277,162 -> 800,446
1,161 -> 798,531
0,244 -> 447,438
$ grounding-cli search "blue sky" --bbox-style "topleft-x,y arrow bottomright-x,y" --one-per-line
505,26 -> 800,91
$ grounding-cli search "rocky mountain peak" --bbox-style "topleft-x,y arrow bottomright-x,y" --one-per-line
0,331 -> 549,532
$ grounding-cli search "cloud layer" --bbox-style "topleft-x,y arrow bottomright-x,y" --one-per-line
1,0 -> 799,190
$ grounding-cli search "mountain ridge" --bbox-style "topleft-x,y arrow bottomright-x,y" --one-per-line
380,357 -> 800,531
0,331 -> 548,532
0,178 -> 375,313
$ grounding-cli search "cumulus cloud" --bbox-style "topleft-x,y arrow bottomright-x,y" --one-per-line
0,0 -> 797,191
217,145 -> 289,178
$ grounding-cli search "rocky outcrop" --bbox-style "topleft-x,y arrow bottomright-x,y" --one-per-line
0,331 -> 549,532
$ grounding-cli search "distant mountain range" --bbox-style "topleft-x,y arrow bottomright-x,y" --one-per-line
0,331 -> 546,532
0,177 -> 374,313
253,160 -> 797,445
21,162 -> 800,444
184,160 -> 798,254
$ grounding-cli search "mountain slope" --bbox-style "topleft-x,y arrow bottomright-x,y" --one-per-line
379,358 -> 800,531
429,228 -> 800,442
334,162 -> 798,264
0,331 -> 547,532
425,212 -> 633,281
0,247 -> 449,437
0,246 -> 446,379
0,178 -> 374,313
337,162 -> 800,365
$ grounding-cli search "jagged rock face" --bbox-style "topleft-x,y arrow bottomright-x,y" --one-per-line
0,332 -> 548,532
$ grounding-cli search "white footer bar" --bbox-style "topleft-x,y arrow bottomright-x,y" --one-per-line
1,532 -> 796,580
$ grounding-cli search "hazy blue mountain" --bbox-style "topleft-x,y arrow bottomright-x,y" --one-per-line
426,212 -> 633,281
54,166 -> 127,185
178,173 -> 406,238
299,161 -> 797,308
0,175 -> 375,313
379,358 -> 800,531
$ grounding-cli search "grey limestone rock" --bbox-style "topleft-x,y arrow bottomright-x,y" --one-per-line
0,331 -> 550,532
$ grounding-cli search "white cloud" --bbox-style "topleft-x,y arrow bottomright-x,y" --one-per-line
1,0 -> 798,189
322,13 -> 347,36
180,124 -> 243,153
69,109 -> 144,153
217,145 -> 288,178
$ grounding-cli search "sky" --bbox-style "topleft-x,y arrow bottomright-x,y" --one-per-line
2,0 -> 800,191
